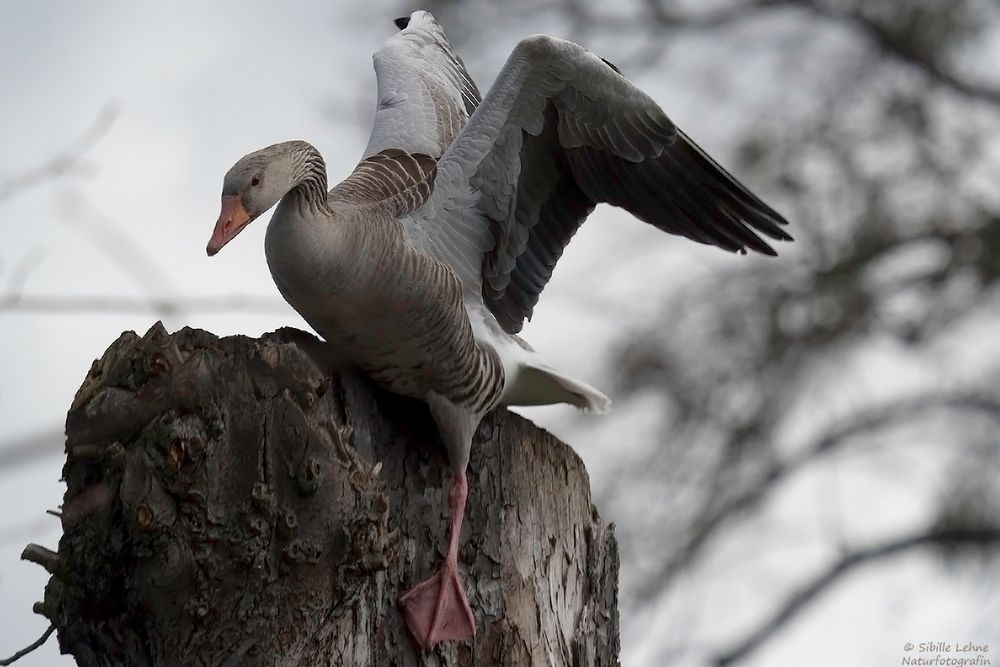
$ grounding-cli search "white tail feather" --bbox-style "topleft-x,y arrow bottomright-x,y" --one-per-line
501,362 -> 612,414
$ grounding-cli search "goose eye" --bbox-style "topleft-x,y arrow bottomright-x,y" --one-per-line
250,175 -> 261,187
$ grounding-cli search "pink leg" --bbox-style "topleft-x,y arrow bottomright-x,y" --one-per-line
398,469 -> 476,649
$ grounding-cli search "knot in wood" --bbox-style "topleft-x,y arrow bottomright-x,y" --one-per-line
136,504 -> 155,531
296,457 -> 322,496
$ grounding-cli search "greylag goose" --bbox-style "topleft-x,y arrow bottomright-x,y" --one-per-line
206,10 -> 791,650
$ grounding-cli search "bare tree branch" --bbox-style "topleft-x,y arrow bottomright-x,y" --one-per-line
0,249 -> 45,305
784,0 -> 1000,105
50,189 -> 184,307
0,429 -> 62,470
640,0 -> 792,30
578,0 -> 1000,105
635,393 -> 1000,600
0,105 -> 117,203
0,624 -> 55,667
0,294 -> 288,316
563,0 -> 791,33
714,527 -> 1000,666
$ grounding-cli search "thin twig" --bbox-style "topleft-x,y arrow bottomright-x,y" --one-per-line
0,624 -> 55,666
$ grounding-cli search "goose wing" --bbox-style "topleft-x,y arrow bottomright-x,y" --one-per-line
402,34 -> 791,334
330,11 -> 480,213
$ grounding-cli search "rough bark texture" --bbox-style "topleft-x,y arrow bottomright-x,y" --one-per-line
30,323 -> 619,666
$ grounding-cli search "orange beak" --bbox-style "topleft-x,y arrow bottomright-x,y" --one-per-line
206,195 -> 251,256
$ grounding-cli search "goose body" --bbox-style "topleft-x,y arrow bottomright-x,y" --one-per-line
207,10 -> 790,649
265,194 -> 506,417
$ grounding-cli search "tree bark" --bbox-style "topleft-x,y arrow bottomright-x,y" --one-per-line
27,323 -> 619,666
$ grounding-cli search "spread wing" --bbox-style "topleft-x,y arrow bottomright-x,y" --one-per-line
402,34 -> 792,334
329,11 -> 480,213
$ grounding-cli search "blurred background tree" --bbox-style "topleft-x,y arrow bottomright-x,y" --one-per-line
421,0 -> 1000,664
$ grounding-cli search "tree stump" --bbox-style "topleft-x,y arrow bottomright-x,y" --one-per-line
24,323 -> 619,666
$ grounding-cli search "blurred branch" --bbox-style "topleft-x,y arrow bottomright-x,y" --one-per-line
575,0 -> 1000,105
636,392 -> 1000,599
640,0 -> 788,30
0,104 -> 117,204
0,294 -> 288,316
1,183 -> 288,319
783,0 -> 1000,105
0,625 -> 55,667
0,429 -> 62,469
714,526 -> 1000,666
2,249 -> 45,304
52,189 -> 182,307
564,0 -> 788,33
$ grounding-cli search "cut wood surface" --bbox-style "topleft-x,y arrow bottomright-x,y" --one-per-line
26,324 -> 619,666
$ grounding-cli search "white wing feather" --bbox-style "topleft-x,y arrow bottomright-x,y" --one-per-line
365,11 -> 480,159
400,35 -> 629,290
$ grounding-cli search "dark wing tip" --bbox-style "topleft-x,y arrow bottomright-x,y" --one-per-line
670,130 -> 793,256
750,208 -> 794,255
749,241 -> 778,257
394,16 -> 410,30
774,227 -> 794,242
741,210 -> 793,256
733,218 -> 791,257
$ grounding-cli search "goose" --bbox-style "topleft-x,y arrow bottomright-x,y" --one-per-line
206,10 -> 791,650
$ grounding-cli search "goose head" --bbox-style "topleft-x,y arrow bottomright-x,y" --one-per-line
206,144 -> 300,256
